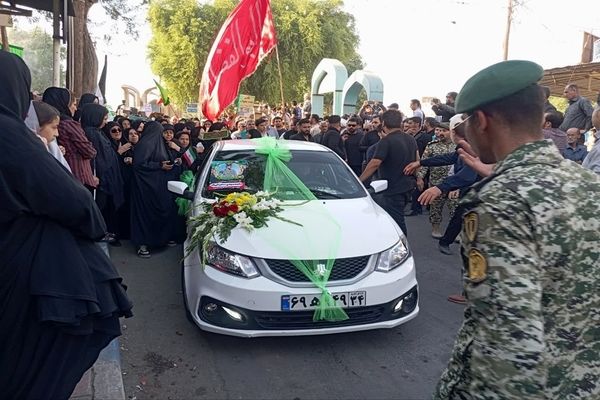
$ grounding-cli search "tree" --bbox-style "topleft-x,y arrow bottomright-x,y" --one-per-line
70,0 -> 145,97
7,27 -> 65,93
147,0 -> 363,108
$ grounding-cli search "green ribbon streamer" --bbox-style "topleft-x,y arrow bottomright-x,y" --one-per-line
253,137 -> 348,322
176,170 -> 195,216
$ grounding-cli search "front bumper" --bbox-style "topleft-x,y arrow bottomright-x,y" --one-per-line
183,249 -> 418,337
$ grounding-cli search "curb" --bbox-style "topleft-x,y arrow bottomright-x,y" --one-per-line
94,340 -> 126,400
95,242 -> 126,400
70,243 -> 126,400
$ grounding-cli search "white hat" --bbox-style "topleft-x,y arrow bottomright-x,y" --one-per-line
449,114 -> 465,131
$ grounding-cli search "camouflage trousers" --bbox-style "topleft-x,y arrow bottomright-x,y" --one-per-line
429,195 -> 458,225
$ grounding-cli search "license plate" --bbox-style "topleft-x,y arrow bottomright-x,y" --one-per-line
281,291 -> 366,311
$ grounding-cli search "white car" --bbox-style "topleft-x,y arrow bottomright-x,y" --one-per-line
168,140 -> 418,337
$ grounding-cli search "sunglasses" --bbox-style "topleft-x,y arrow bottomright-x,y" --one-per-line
111,128 -> 121,133
347,124 -> 357,127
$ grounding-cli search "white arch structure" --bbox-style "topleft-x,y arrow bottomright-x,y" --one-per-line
310,59 -> 384,116
310,58 -> 348,116
341,70 -> 384,115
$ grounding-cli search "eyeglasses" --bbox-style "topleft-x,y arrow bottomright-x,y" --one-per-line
347,124 -> 357,127
452,113 -> 473,129
111,128 -> 121,133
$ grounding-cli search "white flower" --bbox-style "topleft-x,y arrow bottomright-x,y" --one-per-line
251,200 -> 271,211
233,211 -> 254,228
256,191 -> 268,197
266,199 -> 281,208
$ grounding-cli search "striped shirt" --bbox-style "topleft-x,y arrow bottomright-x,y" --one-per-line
57,119 -> 97,187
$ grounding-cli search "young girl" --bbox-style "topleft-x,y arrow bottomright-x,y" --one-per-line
28,101 -> 72,172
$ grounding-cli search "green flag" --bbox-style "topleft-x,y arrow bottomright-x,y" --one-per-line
154,79 -> 170,106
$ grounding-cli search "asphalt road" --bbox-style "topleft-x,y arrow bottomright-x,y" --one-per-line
115,213 -> 465,400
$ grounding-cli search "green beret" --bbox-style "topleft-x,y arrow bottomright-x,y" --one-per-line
438,122 -> 450,130
455,60 -> 544,113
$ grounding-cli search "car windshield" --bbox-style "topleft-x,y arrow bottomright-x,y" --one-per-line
201,149 -> 366,200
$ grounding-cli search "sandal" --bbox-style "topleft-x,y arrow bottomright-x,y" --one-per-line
447,294 -> 466,305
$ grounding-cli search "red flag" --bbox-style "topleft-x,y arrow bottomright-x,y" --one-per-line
199,0 -> 277,120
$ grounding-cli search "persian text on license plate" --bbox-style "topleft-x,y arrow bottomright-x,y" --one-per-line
281,291 -> 366,311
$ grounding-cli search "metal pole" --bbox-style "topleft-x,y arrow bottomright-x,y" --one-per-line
52,0 -> 61,86
274,45 -> 285,108
502,0 -> 513,61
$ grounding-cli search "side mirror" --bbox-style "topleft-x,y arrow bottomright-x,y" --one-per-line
168,181 -> 194,200
368,180 -> 388,194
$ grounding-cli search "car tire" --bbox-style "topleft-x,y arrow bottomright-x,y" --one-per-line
180,261 -> 195,324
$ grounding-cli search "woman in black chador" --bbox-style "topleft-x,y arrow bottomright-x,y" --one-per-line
80,103 -> 125,244
130,121 -> 175,257
0,52 -> 133,400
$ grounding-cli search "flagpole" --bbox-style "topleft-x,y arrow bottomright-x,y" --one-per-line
275,45 -> 285,109
168,104 -> 179,119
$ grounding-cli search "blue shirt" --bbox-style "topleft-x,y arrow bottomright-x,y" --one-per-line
420,150 -> 479,193
563,144 -> 588,163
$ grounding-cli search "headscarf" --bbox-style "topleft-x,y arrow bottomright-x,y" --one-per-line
0,50 -> 32,120
162,124 -> 175,132
42,87 -> 73,120
131,119 -> 145,131
81,104 -> 124,207
73,93 -> 98,121
175,130 -> 191,151
102,121 -> 127,151
173,122 -> 185,133
23,100 -> 72,172
79,103 -> 107,130
133,121 -> 169,166
119,117 -> 131,129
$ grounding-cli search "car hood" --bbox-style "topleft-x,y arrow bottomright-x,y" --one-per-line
216,198 -> 401,260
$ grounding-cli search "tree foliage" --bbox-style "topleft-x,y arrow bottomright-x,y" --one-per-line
7,27 -> 65,92
147,0 -> 363,108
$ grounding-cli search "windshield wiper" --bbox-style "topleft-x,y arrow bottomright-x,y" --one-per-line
309,189 -> 342,199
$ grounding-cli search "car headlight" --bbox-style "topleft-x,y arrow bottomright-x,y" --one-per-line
376,238 -> 410,272
205,244 -> 260,278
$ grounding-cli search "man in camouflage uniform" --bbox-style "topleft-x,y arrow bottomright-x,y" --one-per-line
433,60 -> 600,399
416,122 -> 457,238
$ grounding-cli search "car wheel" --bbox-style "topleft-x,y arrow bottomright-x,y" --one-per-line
180,261 -> 195,324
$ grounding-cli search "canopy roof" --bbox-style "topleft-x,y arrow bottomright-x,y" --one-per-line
541,62 -> 600,99
0,0 -> 74,17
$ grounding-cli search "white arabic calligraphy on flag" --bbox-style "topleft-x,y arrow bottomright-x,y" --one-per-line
199,0 -> 277,120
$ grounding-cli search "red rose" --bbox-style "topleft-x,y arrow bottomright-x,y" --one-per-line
212,203 -> 228,217
227,203 -> 239,214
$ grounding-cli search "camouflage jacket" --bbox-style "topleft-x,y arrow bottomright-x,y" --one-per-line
417,140 -> 456,185
434,140 -> 600,400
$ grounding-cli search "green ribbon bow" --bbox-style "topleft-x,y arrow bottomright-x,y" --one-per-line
253,137 -> 348,322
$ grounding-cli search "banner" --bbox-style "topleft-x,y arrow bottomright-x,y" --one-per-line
199,0 -> 277,120
236,94 -> 255,118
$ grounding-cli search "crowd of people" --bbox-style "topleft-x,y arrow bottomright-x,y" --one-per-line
3,41 -> 600,399
25,76 -> 600,263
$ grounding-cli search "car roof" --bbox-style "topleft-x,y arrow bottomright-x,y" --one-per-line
218,139 -> 330,152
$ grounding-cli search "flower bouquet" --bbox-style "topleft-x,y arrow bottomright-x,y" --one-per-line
187,191 -> 301,257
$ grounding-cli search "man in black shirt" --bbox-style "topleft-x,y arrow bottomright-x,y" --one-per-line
431,92 -> 457,122
360,110 -> 418,235
281,120 -> 299,140
290,118 -> 314,142
272,116 -> 287,136
322,115 -> 346,158
359,115 -> 382,170
343,117 -> 365,175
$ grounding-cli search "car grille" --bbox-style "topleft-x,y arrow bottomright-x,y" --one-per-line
254,305 -> 386,330
263,256 -> 371,282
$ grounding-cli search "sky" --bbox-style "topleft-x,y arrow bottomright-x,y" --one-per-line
31,0 -> 600,114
